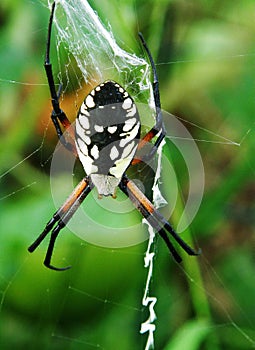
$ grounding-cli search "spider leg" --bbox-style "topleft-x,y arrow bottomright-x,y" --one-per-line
119,175 -> 200,262
44,185 -> 91,271
28,178 -> 92,270
132,33 -> 166,165
44,1 -> 77,154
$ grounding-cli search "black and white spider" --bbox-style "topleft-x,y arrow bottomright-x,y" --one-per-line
28,2 -> 199,270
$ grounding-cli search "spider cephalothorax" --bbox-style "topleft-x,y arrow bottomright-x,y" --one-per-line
28,1 -> 199,271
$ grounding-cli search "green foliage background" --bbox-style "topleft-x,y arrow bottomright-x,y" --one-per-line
1,0 -> 255,349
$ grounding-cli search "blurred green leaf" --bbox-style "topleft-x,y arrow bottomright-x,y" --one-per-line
164,320 -> 211,350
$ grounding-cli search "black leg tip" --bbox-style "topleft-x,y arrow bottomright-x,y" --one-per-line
28,247 -> 33,253
44,262 -> 72,271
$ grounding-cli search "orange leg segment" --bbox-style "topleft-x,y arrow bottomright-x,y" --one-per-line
119,175 -> 200,262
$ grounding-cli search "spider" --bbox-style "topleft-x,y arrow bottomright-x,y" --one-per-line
28,1 -> 200,271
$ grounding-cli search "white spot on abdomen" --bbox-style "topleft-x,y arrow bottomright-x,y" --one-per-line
126,104 -> 137,117
91,144 -> 99,159
79,115 -> 90,129
94,125 -> 104,132
122,98 -> 132,110
85,95 -> 95,108
110,146 -> 119,160
123,118 -> 137,132
108,126 -> 117,134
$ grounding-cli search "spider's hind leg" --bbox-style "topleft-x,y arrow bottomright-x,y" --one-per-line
28,214 -> 70,272
28,178 -> 92,271
119,176 -> 200,262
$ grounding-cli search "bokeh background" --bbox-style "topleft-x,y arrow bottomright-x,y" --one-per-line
1,0 -> 255,349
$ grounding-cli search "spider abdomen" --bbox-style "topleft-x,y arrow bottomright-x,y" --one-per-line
75,80 -> 141,196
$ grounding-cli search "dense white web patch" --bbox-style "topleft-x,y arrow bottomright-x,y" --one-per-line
50,0 -> 151,98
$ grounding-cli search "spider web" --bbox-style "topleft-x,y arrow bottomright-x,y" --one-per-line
50,0 -> 151,100
1,0 -> 255,350
49,1 -> 166,347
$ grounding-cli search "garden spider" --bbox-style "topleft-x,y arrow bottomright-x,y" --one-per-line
28,1 -> 199,270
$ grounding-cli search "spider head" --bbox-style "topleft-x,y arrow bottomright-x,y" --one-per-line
89,174 -> 120,197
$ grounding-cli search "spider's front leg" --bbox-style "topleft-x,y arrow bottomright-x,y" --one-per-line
132,33 -> 166,165
44,1 -> 77,155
